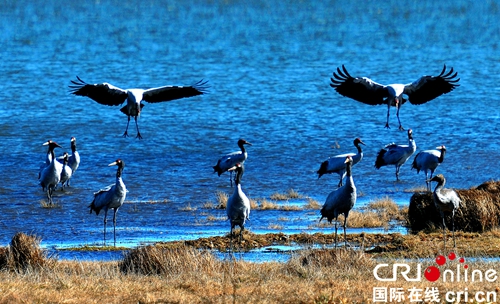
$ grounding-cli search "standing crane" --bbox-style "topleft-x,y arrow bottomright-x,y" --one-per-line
39,140 -> 63,204
89,159 -> 127,247
317,138 -> 365,187
67,137 -> 80,185
226,163 -> 250,247
69,77 -> 209,139
213,139 -> 252,186
59,152 -> 73,191
319,156 -> 356,248
429,174 -> 461,251
330,65 -> 460,130
375,129 -> 416,181
412,145 -> 446,191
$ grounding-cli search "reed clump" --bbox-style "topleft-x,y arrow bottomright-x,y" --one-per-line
119,244 -> 219,276
0,232 -> 52,273
408,180 -> 500,233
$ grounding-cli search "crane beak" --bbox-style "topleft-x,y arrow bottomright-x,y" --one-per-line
245,141 -> 252,146
108,161 -> 118,167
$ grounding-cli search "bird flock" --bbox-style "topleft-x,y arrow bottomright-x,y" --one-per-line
36,67 -> 462,251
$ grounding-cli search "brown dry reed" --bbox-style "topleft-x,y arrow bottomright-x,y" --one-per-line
0,232 -> 52,273
408,180 -> 500,233
119,244 -> 219,276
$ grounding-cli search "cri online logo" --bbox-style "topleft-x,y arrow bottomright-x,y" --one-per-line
373,252 -> 497,282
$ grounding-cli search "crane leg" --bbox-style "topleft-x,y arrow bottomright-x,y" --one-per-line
334,220 -> 338,248
113,209 -> 118,247
452,212 -> 456,248
385,103 -> 391,129
239,225 -> 244,243
441,212 -> 446,252
134,116 -> 142,139
395,166 -> 400,181
396,104 -> 404,131
103,210 -> 108,247
123,116 -> 131,138
343,215 -> 349,247
229,225 -> 234,251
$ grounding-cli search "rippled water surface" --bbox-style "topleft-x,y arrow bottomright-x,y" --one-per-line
0,0 -> 499,257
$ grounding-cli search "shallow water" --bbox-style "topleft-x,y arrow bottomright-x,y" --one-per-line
0,0 -> 499,260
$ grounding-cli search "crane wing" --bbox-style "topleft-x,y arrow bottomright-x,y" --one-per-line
403,65 -> 460,105
330,65 -> 389,105
69,76 -> 128,106
142,79 -> 209,103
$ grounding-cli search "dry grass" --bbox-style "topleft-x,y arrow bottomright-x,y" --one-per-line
3,232 -> 500,302
3,233 -> 54,273
258,198 -> 279,210
269,188 -> 303,200
39,200 -> 61,209
179,203 -> 197,211
408,181 -> 500,233
304,197 -> 322,210
215,190 -> 228,209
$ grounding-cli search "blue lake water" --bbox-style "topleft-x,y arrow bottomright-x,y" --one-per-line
0,0 -> 499,260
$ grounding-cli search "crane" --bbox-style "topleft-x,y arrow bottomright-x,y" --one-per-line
67,137 -> 80,185
226,163 -> 250,247
412,145 -> 446,191
319,156 -> 356,247
317,138 -> 365,187
213,139 -> 252,186
39,140 -> 63,205
375,129 -> 416,181
330,65 -> 459,130
89,159 -> 127,246
69,77 -> 209,139
59,152 -> 73,191
429,174 -> 461,251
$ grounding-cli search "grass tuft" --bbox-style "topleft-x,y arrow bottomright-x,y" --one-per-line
270,188 -> 303,201
119,245 -> 219,276
2,232 -> 53,273
215,191 -> 228,209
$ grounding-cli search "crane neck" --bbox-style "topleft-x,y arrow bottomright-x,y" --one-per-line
238,143 -> 247,154
234,166 -> 244,185
433,179 -> 446,193
48,146 -> 57,163
345,160 -> 353,177
355,143 -> 363,154
438,149 -> 446,163
116,165 -> 124,179
71,141 -> 77,153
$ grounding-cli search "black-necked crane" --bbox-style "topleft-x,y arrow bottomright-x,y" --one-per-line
330,65 -> 460,130
317,138 -> 365,187
412,145 -> 446,191
213,139 -> 252,186
226,163 -> 250,246
319,156 -> 356,248
39,141 -> 55,180
69,77 -> 209,139
89,159 -> 127,247
67,137 -> 80,184
59,152 -> 73,191
39,140 -> 63,204
375,129 -> 417,181
429,174 -> 461,251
